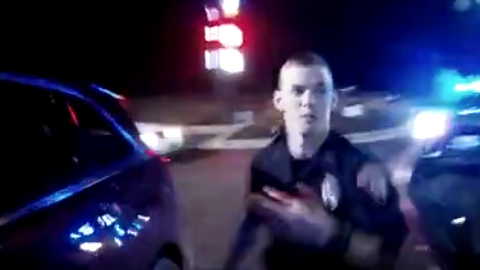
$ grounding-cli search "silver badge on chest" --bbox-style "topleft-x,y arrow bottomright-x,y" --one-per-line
321,173 -> 341,211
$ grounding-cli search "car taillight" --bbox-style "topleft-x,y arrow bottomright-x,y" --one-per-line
160,157 -> 171,163
140,132 -> 161,149
144,148 -> 170,163
145,149 -> 156,157
119,98 -> 128,109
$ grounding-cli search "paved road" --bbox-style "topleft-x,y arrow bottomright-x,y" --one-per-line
167,140 -> 436,270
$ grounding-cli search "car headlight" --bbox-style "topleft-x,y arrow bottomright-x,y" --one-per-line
140,132 -> 161,149
160,127 -> 184,140
411,110 -> 451,140
137,124 -> 184,152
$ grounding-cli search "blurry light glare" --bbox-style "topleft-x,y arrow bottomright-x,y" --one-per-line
204,27 -> 210,41
422,150 -> 442,158
204,26 -> 219,42
455,84 -> 469,91
204,7 -> 220,21
471,81 -> 480,91
140,132 -> 160,149
97,216 -> 106,227
220,49 -> 244,73
219,24 -> 243,47
100,214 -> 117,227
133,222 -> 143,230
412,111 -> 449,140
453,0 -> 471,12
78,223 -> 94,236
91,84 -> 125,100
342,104 -> 364,117
70,233 -> 81,239
205,50 -> 220,70
222,0 -> 240,16
458,107 -> 480,115
455,80 -> 480,92
114,237 -> 123,247
137,214 -> 150,222
451,216 -> 466,225
205,48 -> 244,73
205,24 -> 243,47
161,127 -> 183,139
127,228 -> 138,236
449,136 -> 480,150
79,242 -> 103,252
114,224 -> 126,237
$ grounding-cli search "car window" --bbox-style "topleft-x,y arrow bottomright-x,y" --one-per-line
63,94 -> 134,169
90,91 -> 140,137
0,80 -> 133,216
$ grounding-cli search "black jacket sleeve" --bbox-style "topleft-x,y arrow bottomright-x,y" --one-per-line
223,164 -> 265,269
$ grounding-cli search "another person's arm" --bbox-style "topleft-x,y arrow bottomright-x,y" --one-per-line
325,136 -> 408,268
345,157 -> 408,269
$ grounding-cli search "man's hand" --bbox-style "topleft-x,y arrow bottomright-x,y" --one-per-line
357,163 -> 389,205
344,231 -> 382,269
247,184 -> 339,247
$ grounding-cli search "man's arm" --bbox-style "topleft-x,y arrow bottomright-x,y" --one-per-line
223,212 -> 262,270
223,166 -> 265,270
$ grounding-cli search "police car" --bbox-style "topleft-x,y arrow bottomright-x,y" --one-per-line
408,78 -> 480,268
410,78 -> 480,152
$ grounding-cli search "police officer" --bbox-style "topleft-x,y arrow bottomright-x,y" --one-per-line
223,52 -> 408,270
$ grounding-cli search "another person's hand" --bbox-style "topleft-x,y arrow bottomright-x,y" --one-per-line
247,184 -> 339,247
357,162 -> 389,205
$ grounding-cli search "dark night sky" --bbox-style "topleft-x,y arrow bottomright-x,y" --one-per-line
0,1 -> 479,96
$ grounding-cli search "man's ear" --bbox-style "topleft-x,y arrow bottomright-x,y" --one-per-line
273,90 -> 283,112
330,90 -> 338,109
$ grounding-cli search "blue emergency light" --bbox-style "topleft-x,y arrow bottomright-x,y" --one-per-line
454,80 -> 480,93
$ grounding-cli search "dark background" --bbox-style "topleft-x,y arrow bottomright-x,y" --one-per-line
0,0 -> 479,97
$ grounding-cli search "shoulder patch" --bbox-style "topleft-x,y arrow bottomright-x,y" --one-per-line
321,173 -> 341,211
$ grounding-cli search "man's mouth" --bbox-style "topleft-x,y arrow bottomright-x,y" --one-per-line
301,114 -> 317,121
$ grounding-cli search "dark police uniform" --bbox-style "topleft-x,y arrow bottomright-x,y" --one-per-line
240,129 -> 408,270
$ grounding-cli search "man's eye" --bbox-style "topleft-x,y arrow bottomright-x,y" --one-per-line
314,87 -> 328,94
292,87 -> 304,94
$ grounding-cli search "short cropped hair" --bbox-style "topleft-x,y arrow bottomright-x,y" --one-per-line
283,51 -> 330,68
278,51 -> 331,88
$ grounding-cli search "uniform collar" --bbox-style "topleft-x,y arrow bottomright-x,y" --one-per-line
258,129 -> 339,185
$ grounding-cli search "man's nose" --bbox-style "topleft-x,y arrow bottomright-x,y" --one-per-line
300,89 -> 316,107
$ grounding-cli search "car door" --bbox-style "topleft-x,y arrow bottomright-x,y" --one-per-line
0,80 -> 181,270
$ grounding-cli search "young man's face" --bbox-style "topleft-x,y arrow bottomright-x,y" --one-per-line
274,64 -> 336,136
